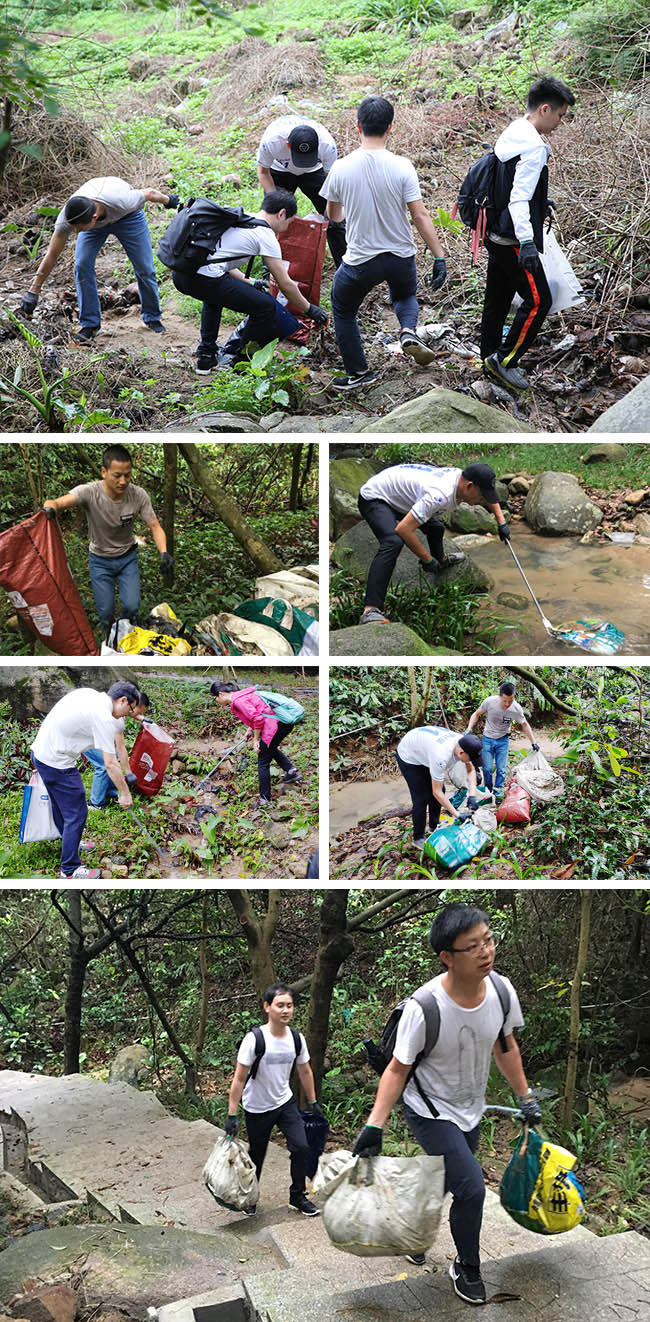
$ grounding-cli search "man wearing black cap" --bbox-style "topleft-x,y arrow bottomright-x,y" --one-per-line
356,461 -> 509,625
20,176 -> 178,344
395,725 -> 483,851
257,115 -> 346,267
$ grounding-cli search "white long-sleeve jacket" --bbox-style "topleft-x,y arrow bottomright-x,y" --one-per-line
494,116 -> 550,245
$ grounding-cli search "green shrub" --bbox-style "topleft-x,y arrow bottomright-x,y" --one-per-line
570,0 -> 650,84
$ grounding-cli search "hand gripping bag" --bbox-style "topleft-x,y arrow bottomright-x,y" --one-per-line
300,1107 -> 330,1179
312,1150 -> 445,1257
203,1135 -> 259,1212
496,780 -> 531,824
514,750 -> 564,805
423,821 -> 490,869
0,510 -> 98,655
129,721 -> 175,796
500,1127 -> 585,1235
19,770 -> 61,843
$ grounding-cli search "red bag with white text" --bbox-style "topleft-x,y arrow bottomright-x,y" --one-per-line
496,780 -> 531,825
129,721 -> 175,796
0,510 -> 98,655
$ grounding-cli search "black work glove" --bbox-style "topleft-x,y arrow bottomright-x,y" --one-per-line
531,742 -> 540,752
306,303 -> 328,326
420,558 -> 439,575
160,551 -> 174,579
352,1124 -> 382,1158
518,241 -> 540,272
545,199 -> 556,230
308,1100 -> 326,1119
466,795 -> 479,810
225,1114 -> 239,1138
125,772 -> 138,788
164,194 -> 180,209
427,257 -> 447,291
498,523 -> 511,542
42,505 -> 57,520
457,809 -> 473,823
21,291 -> 39,317
252,277 -> 270,293
517,1093 -> 543,1125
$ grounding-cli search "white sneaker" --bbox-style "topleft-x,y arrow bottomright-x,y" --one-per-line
58,865 -> 101,879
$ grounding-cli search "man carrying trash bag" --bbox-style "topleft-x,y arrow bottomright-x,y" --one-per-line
353,903 -> 541,1305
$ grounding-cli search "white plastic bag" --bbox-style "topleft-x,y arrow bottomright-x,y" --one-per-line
514,750 -> 564,804
512,231 -> 584,316
313,1150 -> 445,1257
202,1135 -> 259,1211
472,804 -> 498,832
447,759 -> 469,790
19,771 -> 61,843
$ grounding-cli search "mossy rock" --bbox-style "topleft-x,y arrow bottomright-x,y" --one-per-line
329,622 -> 456,656
329,454 -> 381,538
360,387 -> 534,433
332,521 -> 492,592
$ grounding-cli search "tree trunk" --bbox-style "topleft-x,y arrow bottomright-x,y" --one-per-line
561,891 -> 592,1129
298,443 -> 315,507
179,443 -> 283,573
195,891 -> 210,1066
305,891 -> 354,1099
19,443 -> 40,513
226,890 -> 277,1002
63,892 -> 86,1074
289,444 -> 302,512
161,443 -> 177,582
408,667 -> 434,726
0,100 -> 12,187
116,934 -> 198,1096
509,667 -> 578,716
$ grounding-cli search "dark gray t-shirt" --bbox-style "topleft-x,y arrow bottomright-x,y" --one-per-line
71,481 -> 156,557
480,696 -> 526,739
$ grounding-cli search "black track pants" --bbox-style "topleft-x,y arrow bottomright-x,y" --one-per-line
244,1098 -> 309,1196
358,494 -> 445,610
480,238 -> 552,366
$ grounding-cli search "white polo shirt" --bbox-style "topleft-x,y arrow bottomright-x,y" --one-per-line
31,690 -> 119,769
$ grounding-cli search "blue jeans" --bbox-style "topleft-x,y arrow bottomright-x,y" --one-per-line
88,547 -> 140,628
331,252 -> 418,374
482,734 -> 510,792
74,209 -> 162,330
84,747 -> 118,806
32,753 -> 88,876
404,1105 -> 484,1266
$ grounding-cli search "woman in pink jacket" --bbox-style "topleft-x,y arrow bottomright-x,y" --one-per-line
210,680 -> 301,807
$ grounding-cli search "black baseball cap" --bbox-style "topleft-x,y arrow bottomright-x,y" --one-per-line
458,733 -> 483,772
461,462 -> 499,505
287,124 -> 319,168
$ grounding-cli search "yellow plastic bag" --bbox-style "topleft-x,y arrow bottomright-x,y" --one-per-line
500,1128 -> 585,1235
118,627 -> 191,656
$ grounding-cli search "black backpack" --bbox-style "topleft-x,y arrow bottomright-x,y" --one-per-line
247,1025 -> 301,1080
363,972 -> 511,1120
157,199 -> 270,276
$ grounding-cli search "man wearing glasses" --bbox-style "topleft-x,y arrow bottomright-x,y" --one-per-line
29,681 -> 140,879
353,902 -> 541,1305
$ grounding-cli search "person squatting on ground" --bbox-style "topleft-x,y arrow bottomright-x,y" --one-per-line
467,682 -> 540,800
210,681 -> 302,809
225,982 -> 323,1217
29,681 -> 141,879
357,462 -> 509,625
320,95 -> 447,391
84,690 -> 150,809
172,189 -> 328,375
20,175 -> 178,343
42,444 -> 173,635
257,115 -> 346,268
353,903 -> 542,1305
396,726 -> 483,851
481,75 -> 575,394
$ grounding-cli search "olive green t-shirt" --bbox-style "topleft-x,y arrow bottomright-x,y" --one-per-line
71,481 -> 156,557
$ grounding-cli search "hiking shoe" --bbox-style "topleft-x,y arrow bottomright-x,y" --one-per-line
483,353 -> 529,393
400,328 -> 436,365
437,551 -> 466,569
281,769 -> 303,785
449,1258 -> 486,1305
255,796 -> 272,809
71,327 -> 97,346
330,369 -> 379,392
288,1193 -> 320,1217
196,353 -> 218,374
405,1252 -> 426,1266
87,803 -> 104,811
79,838 -> 96,851
147,320 -> 166,333
58,866 -> 101,879
413,837 -> 426,851
359,607 -> 389,624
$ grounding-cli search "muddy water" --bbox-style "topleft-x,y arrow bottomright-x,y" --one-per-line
329,733 -> 566,837
466,529 -> 650,655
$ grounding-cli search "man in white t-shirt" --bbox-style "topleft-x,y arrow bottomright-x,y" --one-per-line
396,727 -> 483,850
257,115 -> 345,267
171,189 -> 327,374
320,95 -> 447,391
29,681 -> 139,879
467,681 -> 540,800
225,982 -> 324,1216
353,903 -> 542,1305
20,175 -> 179,344
84,690 -> 150,809
357,461 -> 509,625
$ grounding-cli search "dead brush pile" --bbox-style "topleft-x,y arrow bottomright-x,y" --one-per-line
202,39 -> 330,131
1,102 -> 135,212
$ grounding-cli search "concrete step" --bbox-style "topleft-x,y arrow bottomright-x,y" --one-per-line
244,1228 -> 650,1322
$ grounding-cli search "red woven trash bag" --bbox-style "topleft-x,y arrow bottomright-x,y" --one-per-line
269,215 -> 328,341
0,509 -> 98,655
129,721 -> 175,796
496,780 -> 531,825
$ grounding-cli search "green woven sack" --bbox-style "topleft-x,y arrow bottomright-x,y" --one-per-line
423,821 -> 490,869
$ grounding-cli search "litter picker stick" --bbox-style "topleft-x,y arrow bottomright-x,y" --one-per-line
504,539 -> 556,637
126,808 -> 171,869
197,735 -> 248,791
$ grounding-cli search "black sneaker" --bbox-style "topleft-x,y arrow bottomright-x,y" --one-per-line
281,769 -> 303,784
449,1258 -> 486,1305
147,320 -> 166,333
330,369 -> 379,392
405,1251 -> 426,1266
196,354 -> 218,374
483,353 -> 529,393
288,1193 -> 320,1217
71,327 -> 97,345
400,328 -> 436,365
242,1204 -> 257,1217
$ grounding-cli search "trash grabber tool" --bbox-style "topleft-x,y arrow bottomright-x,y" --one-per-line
504,538 -> 624,654
197,736 -> 248,791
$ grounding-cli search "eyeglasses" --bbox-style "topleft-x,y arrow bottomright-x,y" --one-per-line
450,934 -> 498,955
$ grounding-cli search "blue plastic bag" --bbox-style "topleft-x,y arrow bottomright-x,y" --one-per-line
423,821 -> 489,869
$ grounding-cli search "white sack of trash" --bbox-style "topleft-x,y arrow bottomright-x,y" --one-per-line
311,1148 -> 445,1256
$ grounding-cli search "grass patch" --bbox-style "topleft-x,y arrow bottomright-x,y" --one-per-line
379,441 -> 650,490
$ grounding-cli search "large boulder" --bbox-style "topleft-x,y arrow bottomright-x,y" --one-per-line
446,502 -> 498,534
331,520 -> 492,591
0,667 -> 73,721
329,454 -> 380,538
360,388 -> 533,433
525,472 -> 603,535
635,512 -> 650,537
588,376 -> 650,432
582,443 -> 628,462
109,1044 -> 151,1088
268,414 -> 366,432
330,622 -> 450,656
